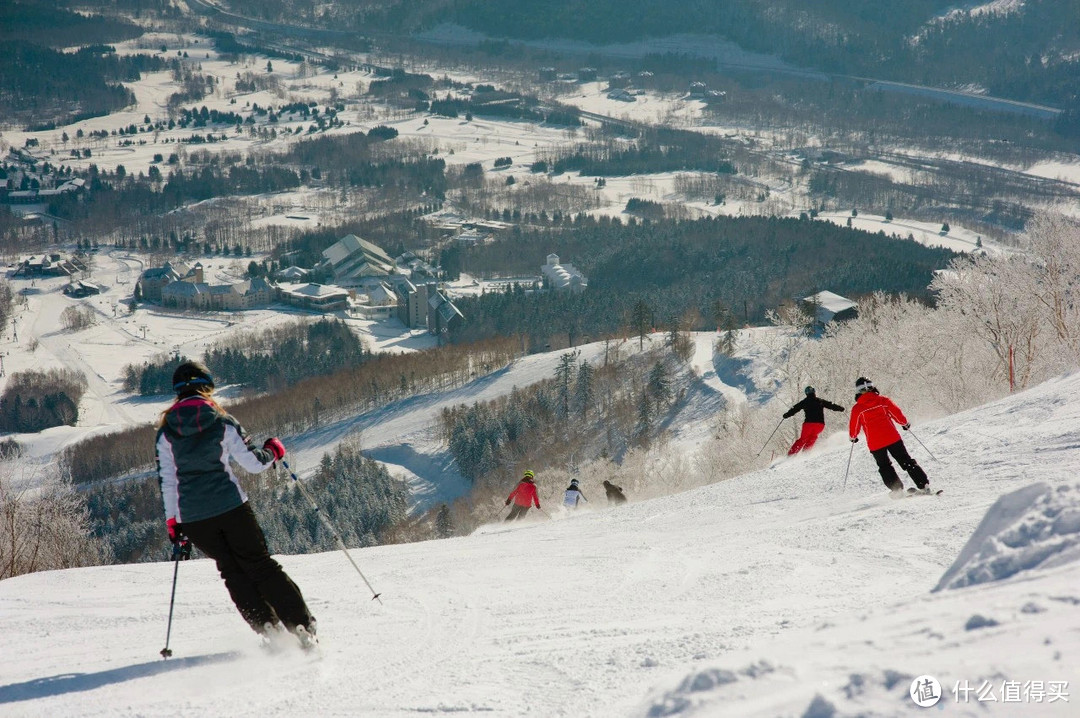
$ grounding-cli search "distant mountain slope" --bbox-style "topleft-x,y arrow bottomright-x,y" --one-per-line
209,0 -> 1080,105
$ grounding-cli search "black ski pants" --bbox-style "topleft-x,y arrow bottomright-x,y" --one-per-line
870,440 -> 928,491
505,504 -> 531,521
179,503 -> 314,634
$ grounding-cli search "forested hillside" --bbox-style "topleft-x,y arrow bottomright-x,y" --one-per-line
448,215 -> 954,348
218,0 -> 1080,106
0,1 -> 158,127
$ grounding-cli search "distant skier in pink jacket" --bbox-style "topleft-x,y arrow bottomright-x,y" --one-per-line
505,470 -> 540,520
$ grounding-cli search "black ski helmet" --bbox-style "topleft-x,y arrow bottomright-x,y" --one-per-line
804,386 -> 815,396
855,377 -> 875,394
173,360 -> 215,395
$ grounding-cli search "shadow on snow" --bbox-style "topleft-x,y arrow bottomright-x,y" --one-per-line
0,652 -> 240,704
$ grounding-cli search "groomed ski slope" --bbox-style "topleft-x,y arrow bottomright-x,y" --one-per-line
2,373 -> 1080,717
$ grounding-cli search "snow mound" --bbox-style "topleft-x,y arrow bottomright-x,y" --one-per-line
644,662 -> 775,717
935,482 -> 1080,590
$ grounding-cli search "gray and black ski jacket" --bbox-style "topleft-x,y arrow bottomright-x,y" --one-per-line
156,397 -> 276,524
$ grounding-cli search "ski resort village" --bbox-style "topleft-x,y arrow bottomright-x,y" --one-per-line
3,1 -> 1080,716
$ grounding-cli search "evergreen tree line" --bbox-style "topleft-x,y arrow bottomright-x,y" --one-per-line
0,281 -> 14,336
61,335 -> 522,485
442,384 -> 559,482
547,142 -> 735,176
122,319 -> 370,396
207,318 -> 370,393
541,127 -> 738,177
426,95 -> 582,126
441,347 -> 683,485
254,442 -> 409,554
0,1 -> 142,49
437,342 -> 689,534
0,42 -> 168,128
0,0 -> 165,128
0,368 -> 88,433
449,215 -> 955,349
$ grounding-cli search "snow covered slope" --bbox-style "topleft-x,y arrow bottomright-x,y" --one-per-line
2,371 -> 1079,716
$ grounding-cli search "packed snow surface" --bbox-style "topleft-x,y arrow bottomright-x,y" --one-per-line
2,368 -> 1080,715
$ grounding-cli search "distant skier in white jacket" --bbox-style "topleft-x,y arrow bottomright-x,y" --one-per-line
563,479 -> 587,509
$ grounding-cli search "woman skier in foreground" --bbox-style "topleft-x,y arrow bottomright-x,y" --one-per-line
848,376 -> 931,496
155,360 -> 318,648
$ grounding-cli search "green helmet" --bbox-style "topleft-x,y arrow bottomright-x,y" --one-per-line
523,470 -> 534,479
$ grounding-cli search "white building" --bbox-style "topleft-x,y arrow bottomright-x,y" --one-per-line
541,254 -> 587,293
277,283 -> 350,312
353,281 -> 398,320
320,234 -> 395,287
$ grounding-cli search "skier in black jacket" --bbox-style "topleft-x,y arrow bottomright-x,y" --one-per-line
603,480 -> 627,505
783,386 -> 844,455
155,361 -> 317,647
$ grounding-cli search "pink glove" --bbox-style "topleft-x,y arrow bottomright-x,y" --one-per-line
167,517 -> 180,543
263,437 -> 286,461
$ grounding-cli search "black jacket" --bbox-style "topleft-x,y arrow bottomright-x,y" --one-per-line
783,395 -> 844,424
603,481 -> 627,504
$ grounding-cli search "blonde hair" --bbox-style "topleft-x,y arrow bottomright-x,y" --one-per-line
156,386 -> 226,429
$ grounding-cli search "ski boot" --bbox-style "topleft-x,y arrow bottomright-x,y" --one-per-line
293,619 -> 318,651
259,621 -> 292,653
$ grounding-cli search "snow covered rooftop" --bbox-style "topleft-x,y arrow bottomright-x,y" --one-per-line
279,282 -> 349,299
803,290 -> 858,314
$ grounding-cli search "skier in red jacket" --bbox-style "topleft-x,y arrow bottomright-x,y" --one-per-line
848,377 -> 930,495
505,470 -> 540,520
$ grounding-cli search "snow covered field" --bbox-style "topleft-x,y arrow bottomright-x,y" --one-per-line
7,30 -> 1073,241
1,360 -> 1078,716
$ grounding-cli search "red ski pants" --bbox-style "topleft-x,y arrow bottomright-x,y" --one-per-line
788,422 -> 825,455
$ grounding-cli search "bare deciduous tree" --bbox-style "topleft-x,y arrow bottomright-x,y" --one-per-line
0,467 -> 104,580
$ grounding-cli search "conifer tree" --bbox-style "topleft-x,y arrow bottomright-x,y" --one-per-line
435,504 -> 453,538
631,300 -> 653,350
647,361 -> 671,407
575,360 -> 594,419
555,351 -> 577,419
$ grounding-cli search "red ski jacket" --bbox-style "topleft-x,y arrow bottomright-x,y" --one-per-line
848,391 -> 909,451
507,479 -> 540,508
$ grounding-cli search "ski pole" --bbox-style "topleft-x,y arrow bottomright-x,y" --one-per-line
906,429 -> 940,463
160,538 -> 192,659
841,441 -> 855,491
756,418 -> 785,457
281,459 -> 383,604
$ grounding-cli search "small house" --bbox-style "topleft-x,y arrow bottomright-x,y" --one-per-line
801,290 -> 858,325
